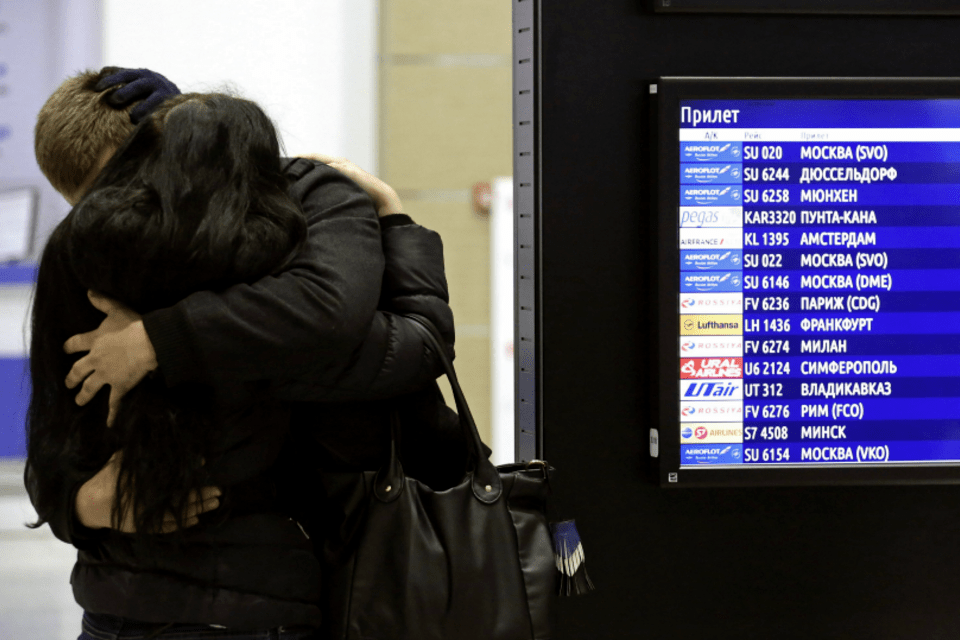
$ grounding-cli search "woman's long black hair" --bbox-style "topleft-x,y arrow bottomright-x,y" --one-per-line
26,93 -> 306,535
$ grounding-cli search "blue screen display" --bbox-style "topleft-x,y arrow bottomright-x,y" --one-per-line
677,99 -> 960,467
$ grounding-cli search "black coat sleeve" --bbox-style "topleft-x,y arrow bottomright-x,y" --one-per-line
268,213 -> 454,401
142,160 -> 455,402
141,160 -> 385,387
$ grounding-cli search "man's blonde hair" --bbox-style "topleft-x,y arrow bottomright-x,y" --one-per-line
34,68 -> 135,198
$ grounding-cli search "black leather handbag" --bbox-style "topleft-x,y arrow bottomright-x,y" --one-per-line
322,314 -> 556,640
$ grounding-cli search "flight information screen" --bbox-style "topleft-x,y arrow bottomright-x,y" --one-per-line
653,0 -> 960,14
657,78 -> 960,485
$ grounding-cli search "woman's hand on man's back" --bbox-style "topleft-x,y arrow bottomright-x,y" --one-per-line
75,451 -> 221,533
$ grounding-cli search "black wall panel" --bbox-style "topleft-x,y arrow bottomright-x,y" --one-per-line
533,2 -> 960,637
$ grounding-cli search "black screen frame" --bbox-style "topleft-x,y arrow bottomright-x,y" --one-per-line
656,76 -> 960,488
654,0 -> 960,14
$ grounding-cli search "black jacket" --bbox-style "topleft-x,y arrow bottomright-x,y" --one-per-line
26,159 -> 456,629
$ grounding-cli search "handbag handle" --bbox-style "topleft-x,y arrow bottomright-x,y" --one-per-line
379,314 -> 502,503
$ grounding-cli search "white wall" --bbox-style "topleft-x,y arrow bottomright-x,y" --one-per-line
102,0 -> 379,172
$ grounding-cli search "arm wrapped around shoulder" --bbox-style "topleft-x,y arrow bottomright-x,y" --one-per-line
379,215 -> 455,356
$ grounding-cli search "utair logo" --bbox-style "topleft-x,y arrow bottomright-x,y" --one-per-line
683,381 -> 740,398
681,298 -> 696,309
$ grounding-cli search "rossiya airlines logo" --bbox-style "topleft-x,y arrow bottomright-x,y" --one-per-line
682,407 -> 696,417
678,339 -> 744,358
681,298 -> 696,309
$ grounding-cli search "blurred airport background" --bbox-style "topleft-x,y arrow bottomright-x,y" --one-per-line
0,1 -> 514,637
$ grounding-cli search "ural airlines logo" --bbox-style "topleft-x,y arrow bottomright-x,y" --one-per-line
680,357 -> 743,379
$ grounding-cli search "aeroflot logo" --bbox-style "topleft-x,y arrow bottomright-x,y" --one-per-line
683,165 -> 739,183
687,251 -> 730,261
682,187 -> 741,205
686,446 -> 733,455
682,143 -> 742,162
685,144 -> 732,154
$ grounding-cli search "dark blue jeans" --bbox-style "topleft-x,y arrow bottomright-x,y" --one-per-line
78,612 -> 320,640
